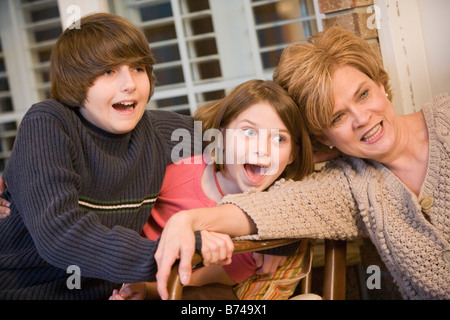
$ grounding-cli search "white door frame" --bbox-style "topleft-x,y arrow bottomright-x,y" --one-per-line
375,0 -> 433,114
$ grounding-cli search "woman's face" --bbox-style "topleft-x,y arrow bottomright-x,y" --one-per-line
320,65 -> 400,162
221,102 -> 294,193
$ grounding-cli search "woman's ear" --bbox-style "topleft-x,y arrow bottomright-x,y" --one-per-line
315,134 -> 332,149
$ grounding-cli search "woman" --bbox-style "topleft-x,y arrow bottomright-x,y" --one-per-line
154,27 -> 450,300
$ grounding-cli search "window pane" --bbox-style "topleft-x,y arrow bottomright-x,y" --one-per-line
139,2 -> 173,21
154,66 -> 185,86
0,34 -> 17,173
143,24 -> 177,43
21,0 -> 62,101
252,0 -> 318,69
152,95 -> 190,115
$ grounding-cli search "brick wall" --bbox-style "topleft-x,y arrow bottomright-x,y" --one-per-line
318,0 -> 381,58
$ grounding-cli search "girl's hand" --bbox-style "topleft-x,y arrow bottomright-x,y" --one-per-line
0,177 -> 10,219
253,253 -> 288,275
109,282 -> 147,300
199,230 -> 234,267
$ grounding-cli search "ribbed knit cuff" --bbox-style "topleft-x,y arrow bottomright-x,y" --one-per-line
194,230 -> 202,254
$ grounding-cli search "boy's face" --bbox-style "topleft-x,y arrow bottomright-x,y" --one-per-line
81,64 -> 150,134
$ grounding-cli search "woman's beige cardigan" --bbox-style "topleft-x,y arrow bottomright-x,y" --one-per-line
220,93 -> 450,300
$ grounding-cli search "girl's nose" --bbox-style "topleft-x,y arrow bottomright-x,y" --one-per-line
255,132 -> 272,159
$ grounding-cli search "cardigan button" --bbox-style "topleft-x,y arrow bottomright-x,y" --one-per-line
444,251 -> 450,264
420,197 -> 434,210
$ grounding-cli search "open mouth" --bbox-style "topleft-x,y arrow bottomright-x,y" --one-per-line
112,101 -> 137,113
361,121 -> 383,143
244,163 -> 270,182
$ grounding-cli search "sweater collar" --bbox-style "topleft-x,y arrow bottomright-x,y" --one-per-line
75,108 -> 132,140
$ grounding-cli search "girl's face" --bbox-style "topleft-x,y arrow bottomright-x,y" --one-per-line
81,64 -> 150,134
320,65 -> 400,162
221,102 -> 294,193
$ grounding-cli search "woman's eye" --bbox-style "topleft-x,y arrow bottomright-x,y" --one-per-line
360,89 -> 369,99
331,114 -> 343,125
241,128 -> 257,137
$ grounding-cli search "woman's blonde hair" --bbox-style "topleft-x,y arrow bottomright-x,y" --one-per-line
50,13 -> 155,107
273,26 -> 392,149
194,79 -> 313,181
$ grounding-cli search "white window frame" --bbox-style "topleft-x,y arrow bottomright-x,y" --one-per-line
0,0 -> 324,173
111,0 -> 324,115
57,0 -> 110,29
0,0 -> 39,115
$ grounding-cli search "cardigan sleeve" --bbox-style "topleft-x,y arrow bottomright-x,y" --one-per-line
219,158 -> 368,241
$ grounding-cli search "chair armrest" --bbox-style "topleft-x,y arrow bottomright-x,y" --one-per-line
167,238 -> 301,300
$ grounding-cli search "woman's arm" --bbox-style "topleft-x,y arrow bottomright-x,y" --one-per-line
156,158 -> 364,299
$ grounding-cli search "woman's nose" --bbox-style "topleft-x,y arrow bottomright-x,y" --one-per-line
352,106 -> 370,128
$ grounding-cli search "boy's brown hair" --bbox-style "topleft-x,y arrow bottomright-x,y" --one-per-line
194,79 -> 314,181
50,13 -> 155,107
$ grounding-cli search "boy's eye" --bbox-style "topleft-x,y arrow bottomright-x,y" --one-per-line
104,69 -> 114,75
133,66 -> 146,72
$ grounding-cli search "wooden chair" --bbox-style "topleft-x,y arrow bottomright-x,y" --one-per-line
165,238 -> 347,300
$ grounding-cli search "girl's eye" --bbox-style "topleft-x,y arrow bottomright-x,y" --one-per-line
272,135 -> 286,143
241,128 -> 257,137
104,69 -> 114,75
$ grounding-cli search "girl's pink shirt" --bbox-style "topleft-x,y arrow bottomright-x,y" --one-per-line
142,154 -> 257,283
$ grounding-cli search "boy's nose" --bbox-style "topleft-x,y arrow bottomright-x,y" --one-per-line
119,68 -> 136,93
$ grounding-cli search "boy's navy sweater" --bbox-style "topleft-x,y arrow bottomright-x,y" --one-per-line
0,99 -> 198,299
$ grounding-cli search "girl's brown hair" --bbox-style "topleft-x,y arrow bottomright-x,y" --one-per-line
194,79 -> 313,181
273,26 -> 392,150
50,13 -> 155,107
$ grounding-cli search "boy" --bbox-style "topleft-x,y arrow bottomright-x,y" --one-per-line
0,13 -> 199,299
